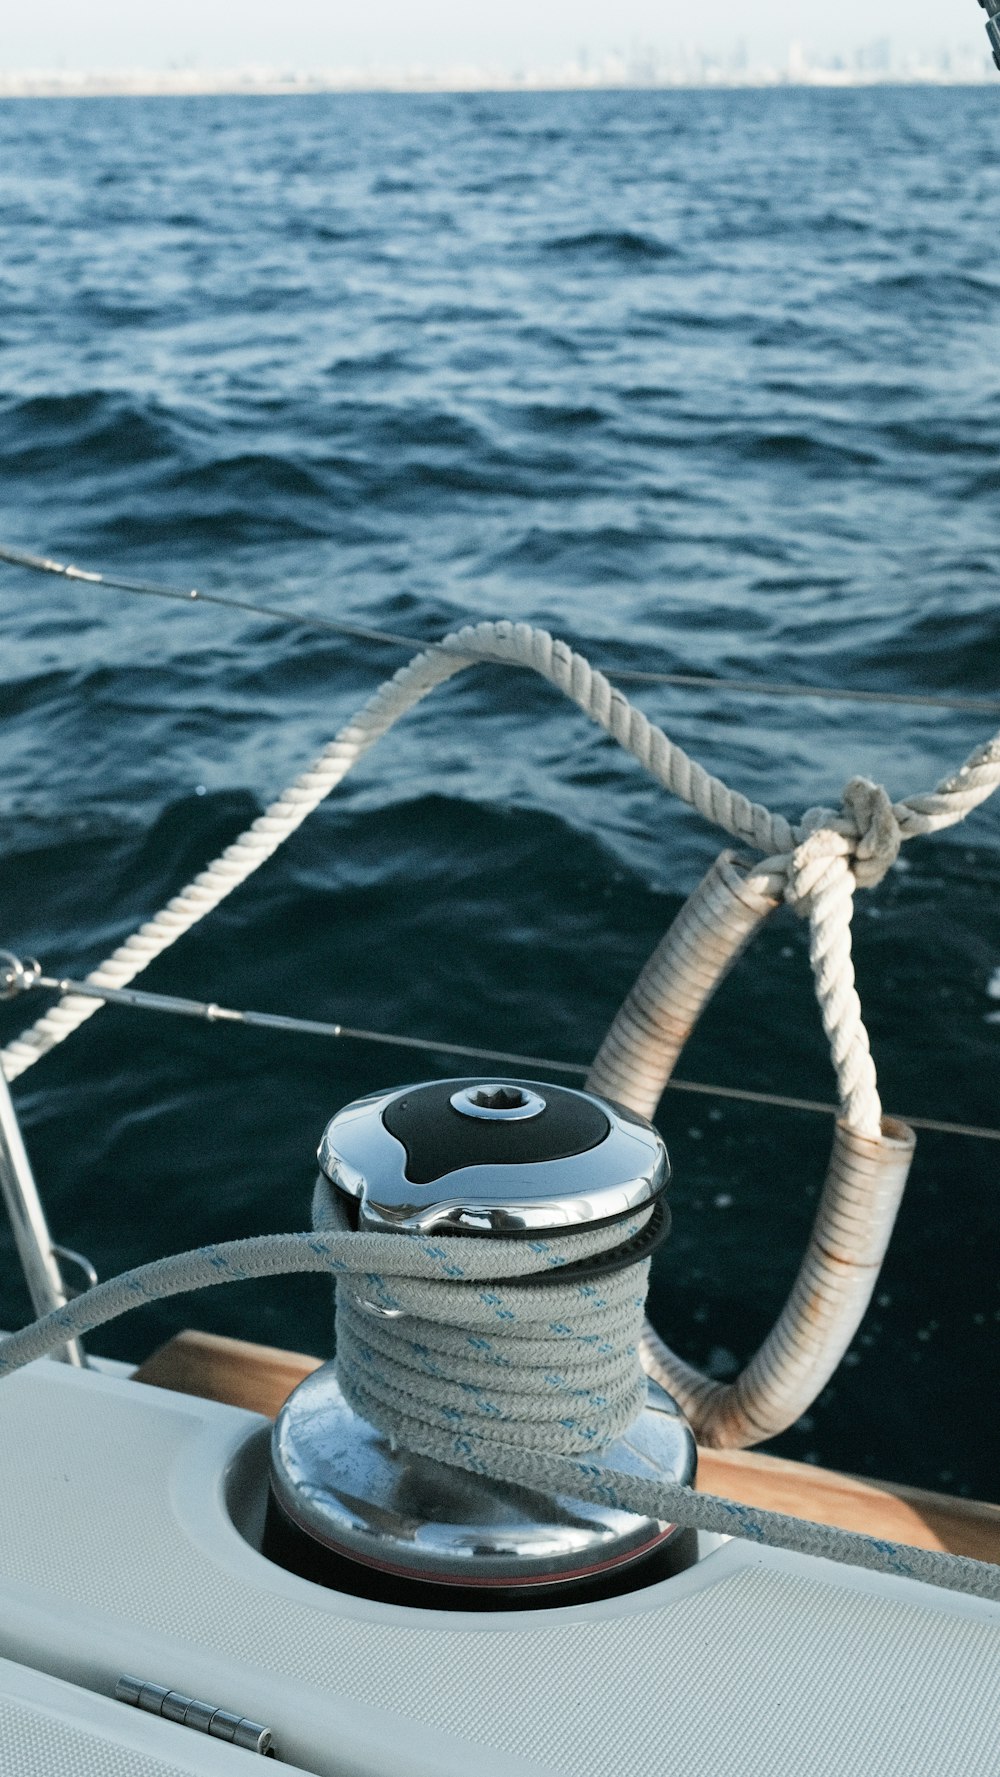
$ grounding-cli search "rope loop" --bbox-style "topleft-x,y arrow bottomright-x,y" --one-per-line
2,614 -> 998,1143
4,618 -> 999,1087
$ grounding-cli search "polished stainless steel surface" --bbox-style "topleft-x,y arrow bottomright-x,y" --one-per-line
270,1366 -> 696,1587
0,1061 -> 84,1365
0,951 -> 42,1003
318,1078 -> 669,1233
449,1083 -> 547,1121
115,1676 -> 274,1755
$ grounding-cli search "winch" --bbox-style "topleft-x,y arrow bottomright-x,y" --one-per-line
264,1077 -> 698,1610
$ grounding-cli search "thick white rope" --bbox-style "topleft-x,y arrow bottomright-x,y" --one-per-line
4,622 -> 999,1130
585,852 -> 924,1447
0,1226 -> 997,1604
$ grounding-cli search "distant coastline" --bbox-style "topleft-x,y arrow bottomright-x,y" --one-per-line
0,62 -> 993,100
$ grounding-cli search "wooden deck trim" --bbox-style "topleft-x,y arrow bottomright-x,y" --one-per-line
134,1329 -> 1000,1566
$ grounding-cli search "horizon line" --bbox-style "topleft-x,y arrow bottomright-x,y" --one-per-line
0,71 -> 993,99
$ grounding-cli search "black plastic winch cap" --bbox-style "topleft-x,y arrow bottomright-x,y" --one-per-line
382,1078 -> 611,1186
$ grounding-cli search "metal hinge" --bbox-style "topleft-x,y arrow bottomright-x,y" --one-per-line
116,1676 -> 275,1757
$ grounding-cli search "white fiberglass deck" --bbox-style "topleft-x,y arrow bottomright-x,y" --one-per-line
0,1360 -> 997,1777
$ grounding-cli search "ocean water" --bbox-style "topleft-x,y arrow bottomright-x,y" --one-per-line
1,87 -> 998,1497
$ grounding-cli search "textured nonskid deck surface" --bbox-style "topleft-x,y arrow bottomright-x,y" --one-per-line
0,1360 -> 998,1777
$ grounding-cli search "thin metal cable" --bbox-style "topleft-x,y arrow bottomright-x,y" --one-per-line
2,541 -> 997,716
3,962 -> 998,1142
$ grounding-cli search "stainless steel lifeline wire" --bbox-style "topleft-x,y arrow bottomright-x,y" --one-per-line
2,953 -> 999,1144
2,541 -> 999,715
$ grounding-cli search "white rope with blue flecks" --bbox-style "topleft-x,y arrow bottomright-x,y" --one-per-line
316,1194 -> 653,1457
0,1223 -> 997,1604
311,1178 -> 652,1456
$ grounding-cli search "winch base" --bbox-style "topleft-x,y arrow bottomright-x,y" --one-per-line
264,1365 -> 699,1610
263,1488 -> 698,1612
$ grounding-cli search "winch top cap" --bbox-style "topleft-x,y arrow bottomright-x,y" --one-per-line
384,1079 -> 610,1183
317,1076 -> 670,1235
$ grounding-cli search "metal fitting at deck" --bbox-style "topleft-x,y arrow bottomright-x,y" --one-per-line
0,978 -> 87,1367
115,1676 -> 274,1756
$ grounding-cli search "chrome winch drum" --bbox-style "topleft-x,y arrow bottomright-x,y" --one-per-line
264,1078 -> 697,1609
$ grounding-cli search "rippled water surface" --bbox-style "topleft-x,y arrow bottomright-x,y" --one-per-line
1,88 -> 998,1495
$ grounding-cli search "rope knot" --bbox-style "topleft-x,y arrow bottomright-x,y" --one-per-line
839,776 -> 903,889
783,777 -> 903,914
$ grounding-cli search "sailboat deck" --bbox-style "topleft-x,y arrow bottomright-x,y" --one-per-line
0,1349 -> 998,1777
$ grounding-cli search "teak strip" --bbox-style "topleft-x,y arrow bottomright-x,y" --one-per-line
695,1444 -> 1000,1565
135,1328 -> 323,1419
134,1329 -> 1000,1565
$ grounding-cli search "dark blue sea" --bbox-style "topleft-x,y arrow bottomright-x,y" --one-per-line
1,87 -> 998,1497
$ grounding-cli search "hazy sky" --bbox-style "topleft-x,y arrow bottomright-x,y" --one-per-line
0,0 -> 981,72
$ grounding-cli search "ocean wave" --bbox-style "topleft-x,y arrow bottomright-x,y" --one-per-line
0,391 -> 190,474
857,270 -> 1000,315
493,522 -> 673,579
506,401 -> 608,432
164,451 -> 332,503
542,229 -> 679,261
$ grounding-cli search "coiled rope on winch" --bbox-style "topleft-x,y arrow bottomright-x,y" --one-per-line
312,1179 -> 655,1458
2,620 -> 999,1451
0,1217 -> 998,1605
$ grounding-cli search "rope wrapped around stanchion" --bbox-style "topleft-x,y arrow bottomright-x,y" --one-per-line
2,619 -> 999,1446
